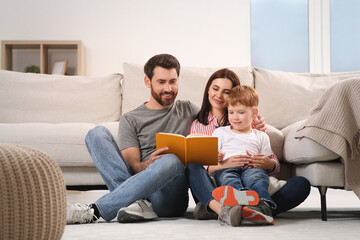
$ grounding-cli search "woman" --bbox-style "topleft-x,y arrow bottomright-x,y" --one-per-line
186,68 -> 310,224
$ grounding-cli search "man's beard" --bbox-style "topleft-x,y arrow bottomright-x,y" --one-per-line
151,86 -> 177,107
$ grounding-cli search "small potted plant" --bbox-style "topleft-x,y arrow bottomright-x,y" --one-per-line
24,65 -> 40,73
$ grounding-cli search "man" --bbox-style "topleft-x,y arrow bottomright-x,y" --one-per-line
67,54 -> 199,223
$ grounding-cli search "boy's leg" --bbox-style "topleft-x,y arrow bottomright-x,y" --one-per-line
241,168 -> 275,207
212,168 -> 259,207
241,168 -> 275,225
212,167 -> 243,189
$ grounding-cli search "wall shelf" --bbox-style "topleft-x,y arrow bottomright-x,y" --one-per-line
1,40 -> 85,75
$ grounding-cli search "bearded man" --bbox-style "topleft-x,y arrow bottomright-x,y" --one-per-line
67,54 -> 199,224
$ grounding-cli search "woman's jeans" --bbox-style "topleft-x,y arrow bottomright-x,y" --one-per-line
186,163 -> 311,216
85,126 -> 189,222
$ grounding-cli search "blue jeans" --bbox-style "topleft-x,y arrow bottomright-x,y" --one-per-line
212,166 -> 276,208
186,163 -> 310,216
85,126 -> 189,222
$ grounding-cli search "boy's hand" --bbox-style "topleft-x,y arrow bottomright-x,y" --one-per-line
218,150 -> 225,162
246,150 -> 274,170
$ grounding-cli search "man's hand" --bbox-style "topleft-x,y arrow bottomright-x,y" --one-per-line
122,147 -> 169,174
246,150 -> 274,170
253,114 -> 266,132
142,147 -> 169,170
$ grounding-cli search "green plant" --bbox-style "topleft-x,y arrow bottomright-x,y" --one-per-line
24,65 -> 40,73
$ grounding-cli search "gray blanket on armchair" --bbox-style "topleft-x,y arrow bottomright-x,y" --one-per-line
295,78 -> 360,198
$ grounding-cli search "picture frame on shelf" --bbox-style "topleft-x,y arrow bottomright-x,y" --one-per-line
51,60 -> 68,75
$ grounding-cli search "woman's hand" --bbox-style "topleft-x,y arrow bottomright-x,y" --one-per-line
246,150 -> 274,171
253,114 -> 266,132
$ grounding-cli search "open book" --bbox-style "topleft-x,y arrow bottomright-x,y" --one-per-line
155,133 -> 218,166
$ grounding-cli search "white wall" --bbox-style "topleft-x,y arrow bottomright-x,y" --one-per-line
0,0 -> 251,76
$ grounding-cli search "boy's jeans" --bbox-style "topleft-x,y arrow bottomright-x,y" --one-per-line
186,163 -> 310,216
85,126 -> 188,222
212,166 -> 276,208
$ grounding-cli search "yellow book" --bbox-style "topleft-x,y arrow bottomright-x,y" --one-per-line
156,133 -> 218,166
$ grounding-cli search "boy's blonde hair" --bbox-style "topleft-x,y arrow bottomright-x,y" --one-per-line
226,85 -> 259,107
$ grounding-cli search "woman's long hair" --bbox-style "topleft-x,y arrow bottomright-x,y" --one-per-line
196,68 -> 241,126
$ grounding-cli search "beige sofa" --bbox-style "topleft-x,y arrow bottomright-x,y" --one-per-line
0,65 -> 358,220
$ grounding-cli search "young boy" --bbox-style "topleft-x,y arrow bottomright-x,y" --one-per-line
211,85 -> 276,225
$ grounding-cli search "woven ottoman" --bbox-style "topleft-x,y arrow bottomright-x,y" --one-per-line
0,144 -> 66,240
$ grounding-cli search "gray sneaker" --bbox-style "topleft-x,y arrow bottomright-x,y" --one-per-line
66,202 -> 97,224
193,202 -> 217,220
117,199 -> 158,223
219,205 -> 242,227
242,200 -> 274,225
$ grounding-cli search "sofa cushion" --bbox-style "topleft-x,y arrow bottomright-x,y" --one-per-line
265,124 -> 284,161
122,63 -> 254,114
0,70 -> 123,124
0,122 -> 119,167
254,67 -> 360,129
294,161 -> 344,187
282,120 -> 339,164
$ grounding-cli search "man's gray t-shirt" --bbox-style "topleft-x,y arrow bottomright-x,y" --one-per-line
117,100 -> 199,162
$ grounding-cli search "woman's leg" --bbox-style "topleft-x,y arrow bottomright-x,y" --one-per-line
271,176 -> 311,216
186,163 -> 216,211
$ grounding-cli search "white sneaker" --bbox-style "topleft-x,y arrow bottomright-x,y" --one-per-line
117,199 -> 158,223
66,202 -> 97,224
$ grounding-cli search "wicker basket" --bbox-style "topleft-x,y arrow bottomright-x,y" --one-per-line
0,144 -> 66,240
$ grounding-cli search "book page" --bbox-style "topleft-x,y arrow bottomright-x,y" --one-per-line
156,133 -> 186,165
186,137 -> 218,165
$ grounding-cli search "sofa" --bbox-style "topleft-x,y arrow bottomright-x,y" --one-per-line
0,64 -> 358,220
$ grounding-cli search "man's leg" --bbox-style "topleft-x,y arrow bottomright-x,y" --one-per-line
96,153 -> 188,221
148,155 -> 188,217
85,126 -> 133,192
68,126 -> 132,224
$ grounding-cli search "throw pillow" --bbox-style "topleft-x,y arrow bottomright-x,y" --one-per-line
282,120 -> 339,164
254,67 -> 360,129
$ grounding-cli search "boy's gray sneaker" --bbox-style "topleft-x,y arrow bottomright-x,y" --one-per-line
242,200 -> 274,225
219,205 -> 242,227
193,202 -> 217,220
67,202 -> 97,224
117,199 -> 158,223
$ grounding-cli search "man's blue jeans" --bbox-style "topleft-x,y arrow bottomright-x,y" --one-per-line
212,166 -> 276,208
85,126 -> 189,222
186,163 -> 310,216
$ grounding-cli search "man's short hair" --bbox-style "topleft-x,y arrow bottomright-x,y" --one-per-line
144,54 -> 180,80
226,85 -> 259,107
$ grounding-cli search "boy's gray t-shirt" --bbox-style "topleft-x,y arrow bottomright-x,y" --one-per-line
117,100 -> 199,162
